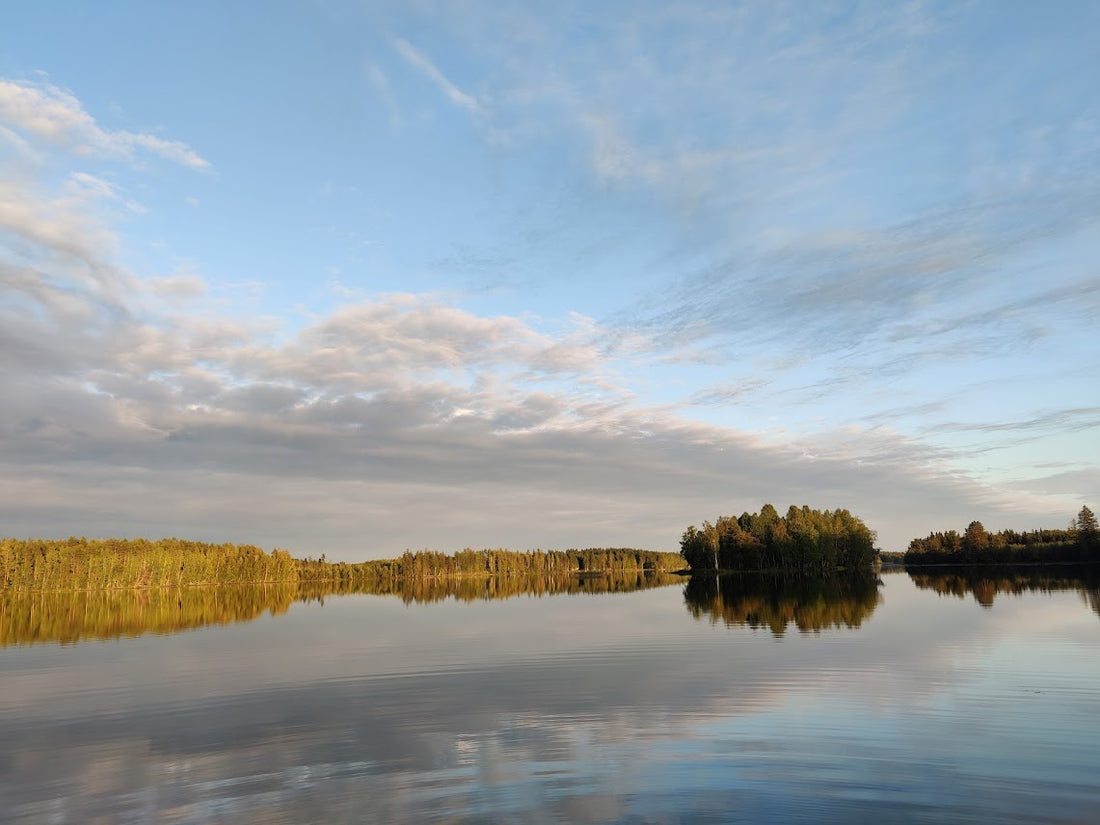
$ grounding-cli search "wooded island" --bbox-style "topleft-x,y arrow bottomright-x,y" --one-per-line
679,504 -> 877,573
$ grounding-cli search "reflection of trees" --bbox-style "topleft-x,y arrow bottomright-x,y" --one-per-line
0,572 -> 684,646
0,584 -> 299,646
355,570 -> 683,605
907,565 -> 1100,615
682,570 -> 882,636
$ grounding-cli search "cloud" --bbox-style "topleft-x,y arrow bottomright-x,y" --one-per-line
0,155 -> 1076,558
0,237 -> 1050,555
393,38 -> 480,114
0,77 -> 210,170
149,273 -> 207,300
689,379 -> 772,407
2,154 -> 1031,555
3,14 -> 1094,559
938,407 -> 1100,438
0,178 -> 118,270
1007,467 -> 1100,499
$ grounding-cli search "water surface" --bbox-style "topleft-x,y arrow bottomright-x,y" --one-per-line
2,569 -> 1099,823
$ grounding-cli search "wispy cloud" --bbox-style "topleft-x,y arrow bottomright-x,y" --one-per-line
689,379 -> 771,407
937,408 -> 1100,438
393,38 -> 480,114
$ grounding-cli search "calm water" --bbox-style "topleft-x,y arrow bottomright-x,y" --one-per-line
2,569 -> 1100,823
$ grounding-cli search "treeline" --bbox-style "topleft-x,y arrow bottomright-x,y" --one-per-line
680,504 -> 877,573
303,547 -> 686,584
0,536 -> 685,592
0,537 -> 299,591
682,569 -> 881,636
903,506 -> 1099,565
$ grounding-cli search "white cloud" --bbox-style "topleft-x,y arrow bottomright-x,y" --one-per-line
0,134 -> 1080,558
149,273 -> 207,300
0,178 -> 119,273
0,77 -> 210,170
0,217 -> 1062,555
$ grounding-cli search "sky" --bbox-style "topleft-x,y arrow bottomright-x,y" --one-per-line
1,1 -> 1097,559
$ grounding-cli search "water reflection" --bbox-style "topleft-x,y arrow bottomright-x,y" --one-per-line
0,571 -> 682,646
683,570 -> 882,635
907,564 -> 1100,613
361,569 -> 682,604
4,574 -> 1100,823
0,584 -> 299,646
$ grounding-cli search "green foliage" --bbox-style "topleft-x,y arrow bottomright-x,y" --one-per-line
316,547 -> 686,585
1077,506 -> 1099,554
681,504 -> 877,573
904,507 -> 1099,564
679,524 -> 718,570
0,537 -> 685,593
0,536 -> 299,590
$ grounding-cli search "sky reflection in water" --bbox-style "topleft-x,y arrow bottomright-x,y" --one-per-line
2,570 -> 1100,823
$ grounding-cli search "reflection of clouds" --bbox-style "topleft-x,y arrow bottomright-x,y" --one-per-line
3,577 -> 1100,823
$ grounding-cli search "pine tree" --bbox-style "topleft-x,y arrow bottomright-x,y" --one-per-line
1076,505 -> 1099,557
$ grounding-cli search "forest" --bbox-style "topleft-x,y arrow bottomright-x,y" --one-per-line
679,504 -> 877,574
903,506 -> 1099,564
0,536 -> 685,592
6,503 -> 1093,595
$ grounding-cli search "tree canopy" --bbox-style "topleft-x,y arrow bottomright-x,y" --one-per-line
904,506 -> 1099,564
680,505 -> 877,573
0,536 -> 685,592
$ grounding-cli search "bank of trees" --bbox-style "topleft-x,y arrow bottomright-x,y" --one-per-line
0,537 -> 684,591
0,536 -> 299,591
680,504 -> 877,573
903,506 -> 1099,564
342,548 -> 685,582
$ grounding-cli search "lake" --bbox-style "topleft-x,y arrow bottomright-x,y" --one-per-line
2,567 -> 1100,823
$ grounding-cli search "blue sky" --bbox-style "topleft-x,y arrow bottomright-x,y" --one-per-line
1,1 -> 1097,557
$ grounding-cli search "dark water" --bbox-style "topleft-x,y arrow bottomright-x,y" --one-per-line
2,568 -> 1100,823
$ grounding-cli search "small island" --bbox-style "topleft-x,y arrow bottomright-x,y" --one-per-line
679,504 -> 877,573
